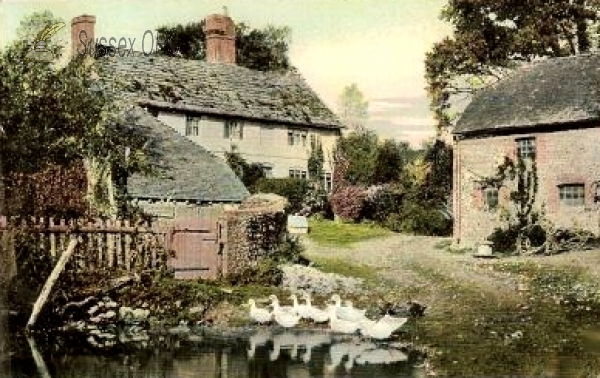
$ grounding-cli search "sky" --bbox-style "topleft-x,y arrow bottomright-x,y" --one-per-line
0,0 -> 451,147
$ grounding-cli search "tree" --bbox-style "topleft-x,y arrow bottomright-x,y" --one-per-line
157,21 -> 292,72
337,83 -> 369,132
425,0 -> 600,133
333,131 -> 379,186
0,12 -> 154,218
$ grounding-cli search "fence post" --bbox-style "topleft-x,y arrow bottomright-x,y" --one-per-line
26,237 -> 79,332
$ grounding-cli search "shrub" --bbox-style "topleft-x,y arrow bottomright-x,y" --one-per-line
361,184 -> 405,222
330,185 -> 367,222
384,201 -> 452,236
487,223 -> 546,254
254,178 -> 309,213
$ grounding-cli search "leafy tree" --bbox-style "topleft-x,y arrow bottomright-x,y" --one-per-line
157,20 -> 292,72
421,139 -> 453,204
0,12 -> 154,218
337,83 -> 369,132
373,139 -> 407,184
334,131 -> 379,186
425,0 -> 600,133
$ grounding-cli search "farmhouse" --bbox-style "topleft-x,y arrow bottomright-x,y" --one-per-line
453,54 -> 600,247
72,13 -> 342,193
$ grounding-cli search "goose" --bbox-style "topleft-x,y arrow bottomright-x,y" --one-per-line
289,294 -> 311,319
246,299 -> 272,324
330,294 -> 367,322
360,316 -> 408,340
302,293 -> 329,323
327,305 -> 360,334
270,296 -> 300,328
269,331 -> 299,361
268,294 -> 294,314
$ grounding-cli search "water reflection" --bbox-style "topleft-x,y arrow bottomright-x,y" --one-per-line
2,327 -> 422,378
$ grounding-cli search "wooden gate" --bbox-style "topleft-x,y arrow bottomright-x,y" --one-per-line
164,217 -> 226,280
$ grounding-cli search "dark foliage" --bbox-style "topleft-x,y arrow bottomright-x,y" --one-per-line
254,178 -> 309,214
156,21 -> 292,72
224,150 -> 265,192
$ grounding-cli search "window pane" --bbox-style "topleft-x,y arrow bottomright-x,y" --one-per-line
559,184 -> 584,206
288,132 -> 294,145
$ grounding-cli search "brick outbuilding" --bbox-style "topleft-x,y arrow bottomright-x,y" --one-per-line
453,54 -> 600,247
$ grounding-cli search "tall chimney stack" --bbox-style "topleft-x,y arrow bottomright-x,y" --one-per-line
71,15 -> 96,58
203,14 -> 236,64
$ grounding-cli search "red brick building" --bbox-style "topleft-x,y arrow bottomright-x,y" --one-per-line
453,54 -> 600,247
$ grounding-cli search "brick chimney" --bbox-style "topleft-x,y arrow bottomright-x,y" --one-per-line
71,15 -> 96,58
203,14 -> 236,64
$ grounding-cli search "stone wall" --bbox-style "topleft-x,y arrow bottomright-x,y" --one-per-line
222,209 -> 287,277
454,127 -> 600,247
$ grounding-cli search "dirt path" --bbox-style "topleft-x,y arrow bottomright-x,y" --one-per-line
302,234 -> 600,314
305,235 -> 518,299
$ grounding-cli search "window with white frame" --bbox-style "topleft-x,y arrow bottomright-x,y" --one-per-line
287,129 -> 308,146
559,183 -> 585,206
224,120 -> 243,139
516,137 -> 535,159
289,169 -> 307,180
185,115 -> 200,136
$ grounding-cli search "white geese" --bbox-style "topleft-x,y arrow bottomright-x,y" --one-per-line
269,295 -> 300,328
302,293 -> 329,323
360,315 -> 408,340
246,299 -> 273,324
289,294 -> 311,319
327,305 -> 360,334
330,294 -> 367,322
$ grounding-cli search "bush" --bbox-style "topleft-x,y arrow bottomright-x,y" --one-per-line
384,201 -> 452,236
487,224 -> 546,254
330,185 -> 367,222
254,178 -> 309,213
361,184 -> 405,222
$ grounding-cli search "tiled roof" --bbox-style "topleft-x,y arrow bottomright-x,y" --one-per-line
454,54 -> 600,135
126,106 -> 249,202
100,53 -> 342,129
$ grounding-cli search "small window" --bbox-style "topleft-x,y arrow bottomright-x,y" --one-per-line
484,187 -> 499,211
260,164 -> 273,178
287,129 -> 308,146
323,172 -> 332,192
224,120 -> 243,139
185,115 -> 200,136
516,137 -> 535,159
559,184 -> 585,206
289,169 -> 307,179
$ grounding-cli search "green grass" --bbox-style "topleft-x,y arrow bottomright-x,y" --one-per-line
307,218 -> 392,246
309,256 -> 380,282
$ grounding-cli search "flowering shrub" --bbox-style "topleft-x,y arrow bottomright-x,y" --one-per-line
330,185 -> 367,222
362,183 -> 405,222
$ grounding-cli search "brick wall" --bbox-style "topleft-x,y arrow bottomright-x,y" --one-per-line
454,126 -> 600,247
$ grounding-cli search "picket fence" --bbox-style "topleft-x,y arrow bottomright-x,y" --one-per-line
0,216 -> 169,272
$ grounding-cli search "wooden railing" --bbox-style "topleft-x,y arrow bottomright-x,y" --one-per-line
0,216 -> 169,273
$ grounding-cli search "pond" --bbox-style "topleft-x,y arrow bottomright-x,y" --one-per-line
0,327 -> 426,378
